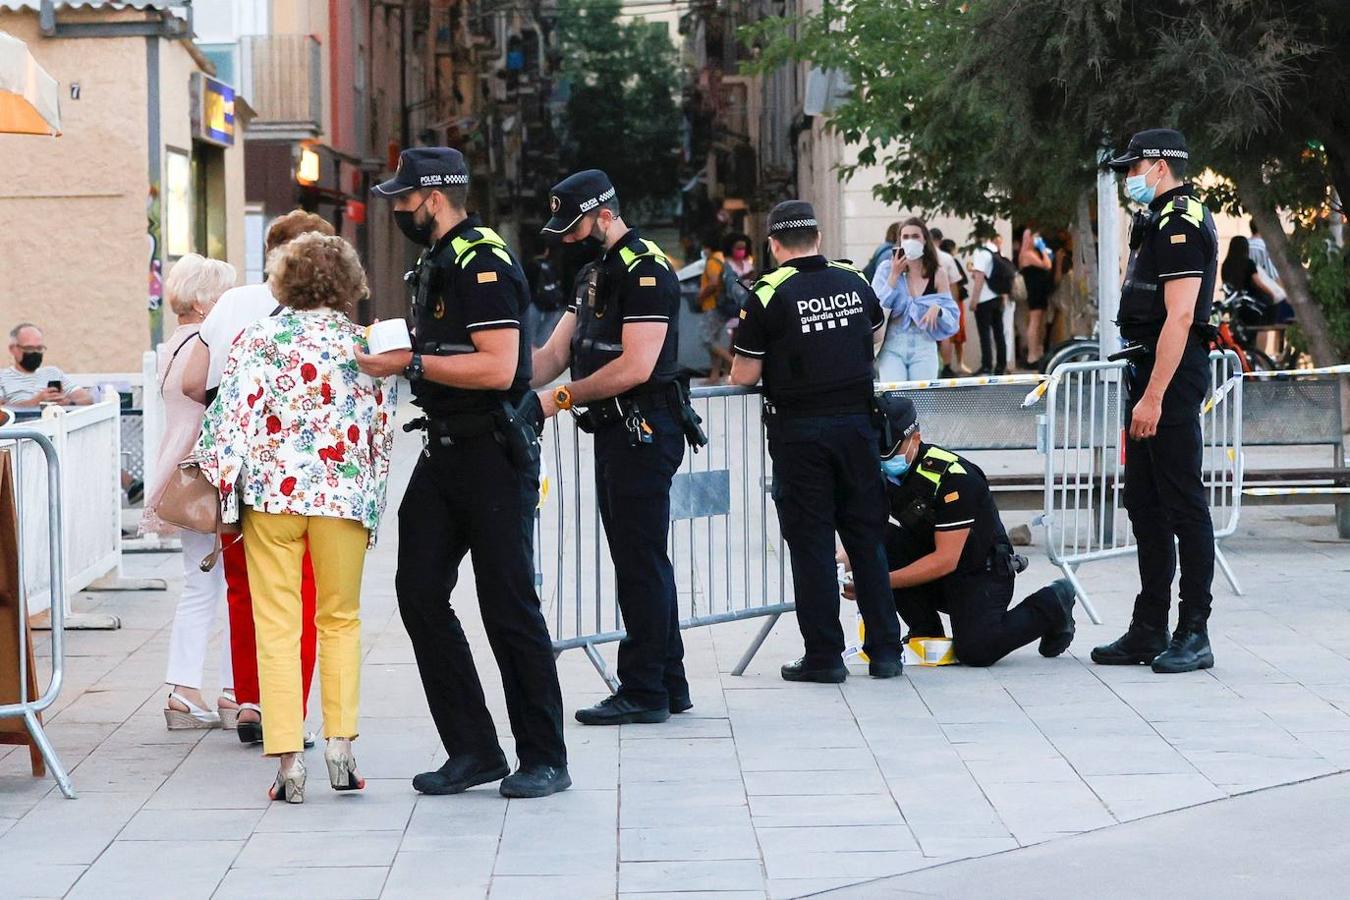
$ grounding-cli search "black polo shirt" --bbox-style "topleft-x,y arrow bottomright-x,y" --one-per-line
884,445 -> 1008,576
412,216 -> 532,415
733,255 -> 884,415
568,227 -> 680,393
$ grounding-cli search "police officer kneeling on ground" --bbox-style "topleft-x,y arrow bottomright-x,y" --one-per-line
532,170 -> 707,725
729,200 -> 904,682
358,148 -> 569,798
852,393 -> 1076,666
1094,128 -> 1219,674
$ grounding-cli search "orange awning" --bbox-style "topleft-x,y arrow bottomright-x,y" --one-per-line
0,29 -> 61,136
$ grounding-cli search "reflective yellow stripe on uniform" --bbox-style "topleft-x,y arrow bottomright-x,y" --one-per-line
617,239 -> 671,272
916,446 -> 967,493
451,227 -> 513,268
826,260 -> 870,285
1158,197 -> 1204,231
752,267 -> 797,307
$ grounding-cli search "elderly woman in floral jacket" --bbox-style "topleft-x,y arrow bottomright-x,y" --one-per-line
197,233 -> 396,803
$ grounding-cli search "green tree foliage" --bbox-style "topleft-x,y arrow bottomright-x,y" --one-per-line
744,0 -> 1348,364
556,0 -> 683,217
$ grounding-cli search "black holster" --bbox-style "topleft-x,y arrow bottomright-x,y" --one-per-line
494,392 -> 545,472
671,380 -> 709,452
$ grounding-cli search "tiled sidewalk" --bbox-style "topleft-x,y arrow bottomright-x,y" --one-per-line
2,432 -> 1349,899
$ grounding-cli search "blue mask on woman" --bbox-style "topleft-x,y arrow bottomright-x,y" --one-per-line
881,455 -> 911,479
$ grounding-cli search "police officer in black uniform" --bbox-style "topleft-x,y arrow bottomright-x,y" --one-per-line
729,200 -> 904,682
359,148 -> 570,798
863,393 -> 1076,665
533,170 -> 706,725
1093,129 -> 1219,674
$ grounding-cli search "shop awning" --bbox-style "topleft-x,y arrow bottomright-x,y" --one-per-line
0,30 -> 61,136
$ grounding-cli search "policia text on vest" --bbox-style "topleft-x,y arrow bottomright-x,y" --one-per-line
532,169 -> 706,727
362,146 -> 571,800
730,199 -> 905,684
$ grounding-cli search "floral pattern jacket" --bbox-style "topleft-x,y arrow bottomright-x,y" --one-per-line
196,308 -> 397,546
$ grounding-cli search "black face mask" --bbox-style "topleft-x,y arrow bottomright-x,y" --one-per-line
394,196 -> 435,246
19,351 -> 43,372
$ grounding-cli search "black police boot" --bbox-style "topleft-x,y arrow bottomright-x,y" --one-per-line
1090,618 -> 1170,666
780,657 -> 848,684
868,656 -> 903,679
1038,579 -> 1077,658
500,764 -> 572,799
668,690 -> 693,715
412,752 -> 510,795
1151,627 -> 1214,674
575,694 -> 670,726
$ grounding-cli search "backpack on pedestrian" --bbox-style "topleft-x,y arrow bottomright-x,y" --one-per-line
986,250 -> 1017,296
718,264 -> 753,318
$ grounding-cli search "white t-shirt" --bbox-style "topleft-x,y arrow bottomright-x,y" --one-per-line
198,283 -> 279,390
971,244 -> 1000,304
0,365 -> 69,405
936,249 -> 963,294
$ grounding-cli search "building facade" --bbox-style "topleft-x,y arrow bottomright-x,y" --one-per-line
0,1 -> 248,373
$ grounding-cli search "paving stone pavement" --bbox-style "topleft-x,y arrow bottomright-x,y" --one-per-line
2,429 -> 1349,899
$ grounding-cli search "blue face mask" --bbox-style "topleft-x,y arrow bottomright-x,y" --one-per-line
881,455 -> 911,479
1124,161 -> 1161,205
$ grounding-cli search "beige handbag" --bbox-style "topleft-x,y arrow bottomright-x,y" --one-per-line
155,459 -> 240,571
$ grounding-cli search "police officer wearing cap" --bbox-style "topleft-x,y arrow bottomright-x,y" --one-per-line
861,393 -> 1077,665
533,169 -> 706,726
728,200 -> 904,683
358,147 -> 570,798
1093,128 -> 1219,674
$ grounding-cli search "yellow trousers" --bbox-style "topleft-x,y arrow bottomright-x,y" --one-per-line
242,509 -> 368,755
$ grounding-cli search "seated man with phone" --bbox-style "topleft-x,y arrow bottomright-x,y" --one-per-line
1,323 -> 93,408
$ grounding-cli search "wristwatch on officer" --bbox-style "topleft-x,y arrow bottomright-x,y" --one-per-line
553,384 -> 574,411
402,352 -> 424,383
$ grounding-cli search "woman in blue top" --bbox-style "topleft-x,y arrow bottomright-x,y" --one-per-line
872,217 -> 960,383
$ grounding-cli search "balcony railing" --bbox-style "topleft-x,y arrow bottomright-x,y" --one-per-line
241,34 -> 322,137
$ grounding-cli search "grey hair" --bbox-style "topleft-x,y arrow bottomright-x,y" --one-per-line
164,254 -> 237,316
8,323 -> 40,344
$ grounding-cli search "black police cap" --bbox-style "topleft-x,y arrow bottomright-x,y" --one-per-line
876,391 -> 919,459
766,200 -> 819,236
372,147 -> 470,197
542,169 -> 617,238
1106,129 -> 1189,171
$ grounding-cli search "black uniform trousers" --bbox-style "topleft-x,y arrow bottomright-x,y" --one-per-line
1123,374 -> 1215,630
888,550 -> 1062,667
768,414 -> 902,666
593,408 -> 688,707
395,431 -> 567,768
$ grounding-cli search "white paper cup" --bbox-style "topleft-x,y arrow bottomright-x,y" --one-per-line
365,318 -> 412,354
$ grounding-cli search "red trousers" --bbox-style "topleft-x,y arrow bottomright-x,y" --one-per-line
222,535 -> 317,711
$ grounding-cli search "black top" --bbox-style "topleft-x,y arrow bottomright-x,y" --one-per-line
884,444 -> 1006,576
410,216 -> 533,416
567,227 -> 680,393
733,255 -> 884,415
1117,184 -> 1217,341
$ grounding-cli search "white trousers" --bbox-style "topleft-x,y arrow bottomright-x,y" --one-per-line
164,529 -> 233,690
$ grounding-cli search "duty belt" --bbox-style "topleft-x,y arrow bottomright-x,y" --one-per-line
403,413 -> 497,440
575,388 -> 674,431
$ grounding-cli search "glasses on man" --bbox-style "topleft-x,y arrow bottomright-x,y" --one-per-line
15,344 -> 46,352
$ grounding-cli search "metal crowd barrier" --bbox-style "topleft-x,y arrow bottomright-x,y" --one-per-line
0,429 -> 75,798
539,385 -> 789,689
1037,351 -> 1244,621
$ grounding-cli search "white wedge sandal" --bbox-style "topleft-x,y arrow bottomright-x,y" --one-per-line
164,691 -> 223,730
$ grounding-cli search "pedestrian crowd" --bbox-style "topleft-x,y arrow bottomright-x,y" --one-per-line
106,128 -> 1218,808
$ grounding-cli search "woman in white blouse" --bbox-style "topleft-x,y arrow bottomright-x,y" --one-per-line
197,234 -> 397,803
140,254 -> 239,730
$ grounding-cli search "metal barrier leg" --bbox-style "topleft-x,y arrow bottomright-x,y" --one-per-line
1214,542 -> 1244,596
1060,566 -> 1102,626
23,709 -> 75,799
582,642 -> 621,694
731,612 -> 780,676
